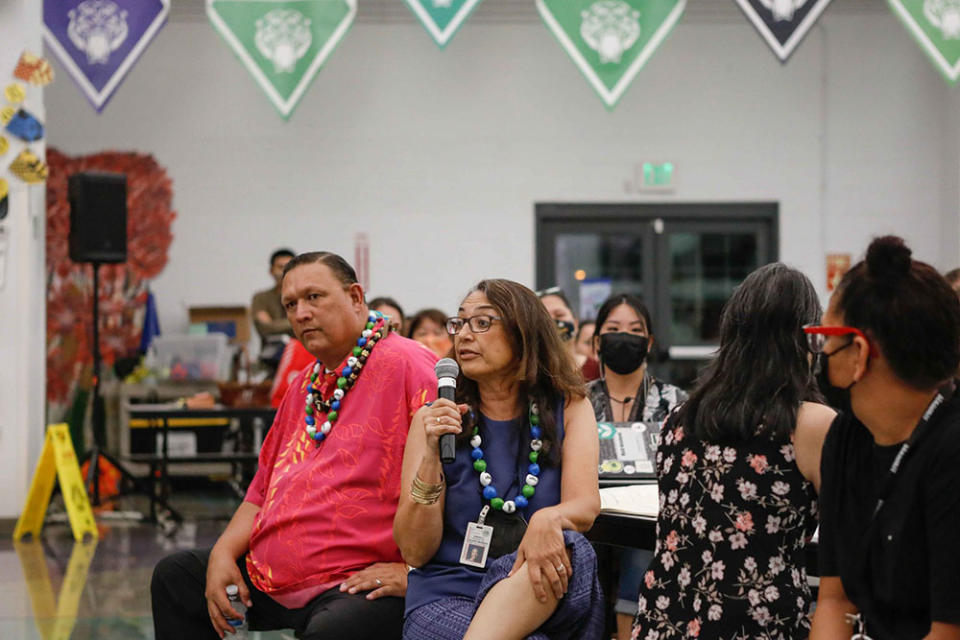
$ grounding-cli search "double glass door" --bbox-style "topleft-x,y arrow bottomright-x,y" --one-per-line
537,203 -> 777,385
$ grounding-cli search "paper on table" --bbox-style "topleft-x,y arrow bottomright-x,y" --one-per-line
600,484 -> 659,518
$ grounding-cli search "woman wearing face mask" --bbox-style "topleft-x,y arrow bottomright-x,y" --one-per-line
538,289 -> 583,361
809,237 -> 960,640
587,294 -> 686,425
585,294 -> 687,640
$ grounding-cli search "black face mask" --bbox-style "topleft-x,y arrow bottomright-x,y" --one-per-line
814,348 -> 855,414
555,320 -> 576,342
599,333 -> 649,375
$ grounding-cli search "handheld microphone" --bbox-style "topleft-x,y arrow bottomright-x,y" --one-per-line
435,358 -> 459,464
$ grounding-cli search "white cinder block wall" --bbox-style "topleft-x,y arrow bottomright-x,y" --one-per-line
0,0 -> 46,519
43,2 -> 960,337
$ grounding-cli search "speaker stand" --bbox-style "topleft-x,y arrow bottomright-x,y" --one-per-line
78,262 -> 182,531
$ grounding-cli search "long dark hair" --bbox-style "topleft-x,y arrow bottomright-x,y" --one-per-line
836,236 -> 960,389
675,263 -> 822,443
455,279 -> 586,463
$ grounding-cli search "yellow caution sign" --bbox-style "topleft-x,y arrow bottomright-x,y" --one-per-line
14,424 -> 99,543
14,539 -> 98,640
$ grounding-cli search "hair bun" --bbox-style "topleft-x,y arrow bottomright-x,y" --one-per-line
866,235 -> 912,281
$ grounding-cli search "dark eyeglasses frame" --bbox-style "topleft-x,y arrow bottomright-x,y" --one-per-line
445,315 -> 502,336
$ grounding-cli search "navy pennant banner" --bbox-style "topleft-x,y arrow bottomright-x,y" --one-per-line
734,0 -> 834,62
43,0 -> 170,112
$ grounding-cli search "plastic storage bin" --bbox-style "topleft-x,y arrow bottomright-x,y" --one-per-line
150,333 -> 230,381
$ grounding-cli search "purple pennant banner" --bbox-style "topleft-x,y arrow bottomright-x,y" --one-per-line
43,0 -> 170,112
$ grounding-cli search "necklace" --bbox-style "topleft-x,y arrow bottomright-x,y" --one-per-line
470,401 -> 542,513
303,311 -> 386,446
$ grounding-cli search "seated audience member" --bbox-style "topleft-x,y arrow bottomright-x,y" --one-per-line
575,320 -> 600,382
269,339 -> 313,408
252,248 -> 295,340
810,237 -> 960,639
587,294 -> 685,424
944,267 -> 960,296
635,264 -> 834,639
396,279 -> 604,640
370,296 -> 406,333
538,287 -> 601,381
407,308 -> 453,358
152,252 -> 438,640
584,293 -> 687,639
252,248 -> 296,371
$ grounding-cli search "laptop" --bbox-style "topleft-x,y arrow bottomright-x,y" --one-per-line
597,421 -> 663,486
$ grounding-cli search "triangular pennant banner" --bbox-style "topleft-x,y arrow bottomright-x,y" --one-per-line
537,0 -> 686,109
888,0 -> 960,83
207,0 -> 356,119
43,0 -> 170,112
404,0 -> 483,48
734,0 -> 834,62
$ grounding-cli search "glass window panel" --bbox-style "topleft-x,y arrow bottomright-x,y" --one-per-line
555,233 -> 645,320
668,232 -> 758,344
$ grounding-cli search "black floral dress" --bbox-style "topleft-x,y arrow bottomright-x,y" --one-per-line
632,420 -> 818,640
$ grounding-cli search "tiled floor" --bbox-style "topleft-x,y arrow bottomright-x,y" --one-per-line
0,487 -> 296,639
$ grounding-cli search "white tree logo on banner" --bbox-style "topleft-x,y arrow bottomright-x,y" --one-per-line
758,0 -> 809,21
67,0 -> 130,64
924,0 -> 960,39
255,9 -> 313,73
580,1 -> 641,64
433,0 -> 454,7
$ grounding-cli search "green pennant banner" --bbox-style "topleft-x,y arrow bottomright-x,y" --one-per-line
888,0 -> 960,83
404,0 -> 483,48
537,0 -> 686,108
207,0 -> 356,119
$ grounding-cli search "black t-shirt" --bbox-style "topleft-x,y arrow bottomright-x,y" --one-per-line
819,398 -> 960,639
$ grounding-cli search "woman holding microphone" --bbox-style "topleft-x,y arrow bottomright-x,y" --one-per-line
394,279 -> 603,640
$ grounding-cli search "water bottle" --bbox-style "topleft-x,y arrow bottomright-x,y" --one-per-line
225,584 -> 248,637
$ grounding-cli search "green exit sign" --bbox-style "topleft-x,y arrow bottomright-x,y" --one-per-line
642,162 -> 674,188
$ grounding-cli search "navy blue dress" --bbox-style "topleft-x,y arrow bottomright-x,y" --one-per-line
403,402 -> 603,640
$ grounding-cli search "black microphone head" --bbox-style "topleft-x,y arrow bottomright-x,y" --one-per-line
435,358 -> 459,380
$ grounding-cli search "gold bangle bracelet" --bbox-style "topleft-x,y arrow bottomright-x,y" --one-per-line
410,473 -> 444,505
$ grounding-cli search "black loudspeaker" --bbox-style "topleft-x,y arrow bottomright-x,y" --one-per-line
69,171 -> 127,263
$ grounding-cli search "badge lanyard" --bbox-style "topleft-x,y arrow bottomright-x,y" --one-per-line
851,381 -> 955,639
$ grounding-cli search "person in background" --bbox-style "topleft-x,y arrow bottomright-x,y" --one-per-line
585,293 -> 687,639
370,296 -> 405,333
152,252 -> 438,640
810,237 -> 960,639
588,294 -> 685,425
538,287 -> 601,381
396,279 -> 603,640
252,248 -> 295,341
576,320 -> 600,382
634,263 -> 834,639
943,267 -> 960,295
407,308 -> 453,358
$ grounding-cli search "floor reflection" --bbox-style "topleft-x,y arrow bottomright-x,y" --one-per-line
0,489 -> 295,639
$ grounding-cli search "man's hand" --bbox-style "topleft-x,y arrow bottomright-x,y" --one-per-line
204,549 -> 251,638
339,562 -> 408,600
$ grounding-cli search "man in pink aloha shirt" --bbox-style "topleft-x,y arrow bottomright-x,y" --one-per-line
152,252 -> 437,640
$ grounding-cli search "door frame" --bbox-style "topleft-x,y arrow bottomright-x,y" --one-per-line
535,202 -> 779,355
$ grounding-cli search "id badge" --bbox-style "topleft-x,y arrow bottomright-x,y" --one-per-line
460,506 -> 493,568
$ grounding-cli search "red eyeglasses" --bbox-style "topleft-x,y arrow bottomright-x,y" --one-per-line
803,325 -> 876,356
